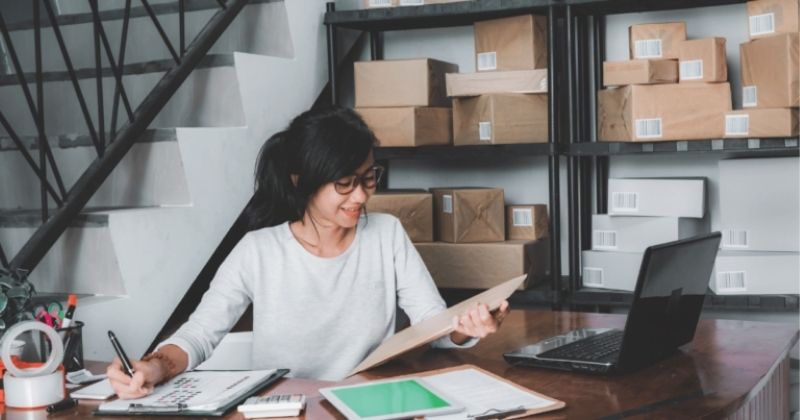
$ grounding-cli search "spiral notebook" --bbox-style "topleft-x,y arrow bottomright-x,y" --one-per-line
95,368 -> 288,417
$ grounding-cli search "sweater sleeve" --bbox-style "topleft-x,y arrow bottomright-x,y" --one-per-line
390,216 -> 478,349
157,234 -> 256,370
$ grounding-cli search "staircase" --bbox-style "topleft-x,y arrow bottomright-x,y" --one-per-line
0,0 -> 343,362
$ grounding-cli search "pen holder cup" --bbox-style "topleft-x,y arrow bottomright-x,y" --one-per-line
36,320 -> 84,373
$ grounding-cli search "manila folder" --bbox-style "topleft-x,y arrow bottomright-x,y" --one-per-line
348,274 -> 526,376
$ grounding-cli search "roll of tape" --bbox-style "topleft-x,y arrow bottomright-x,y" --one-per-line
4,369 -> 65,408
1,321 -> 63,378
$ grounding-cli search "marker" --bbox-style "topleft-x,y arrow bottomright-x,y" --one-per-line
108,330 -> 135,377
46,397 -> 77,413
61,294 -> 78,329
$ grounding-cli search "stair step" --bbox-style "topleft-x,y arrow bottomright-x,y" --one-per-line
0,209 -> 108,228
0,127 -> 176,151
5,0 -> 275,31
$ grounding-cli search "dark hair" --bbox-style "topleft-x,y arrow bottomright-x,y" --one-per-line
246,106 -> 378,230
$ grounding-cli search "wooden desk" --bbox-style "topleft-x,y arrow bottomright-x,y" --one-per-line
38,309 -> 798,419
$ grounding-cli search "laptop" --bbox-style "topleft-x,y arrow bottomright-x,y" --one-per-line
504,232 -> 722,374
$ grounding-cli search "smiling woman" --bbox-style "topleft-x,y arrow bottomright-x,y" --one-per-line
106,106 -> 510,399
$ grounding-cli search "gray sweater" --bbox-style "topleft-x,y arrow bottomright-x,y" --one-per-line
160,213 -> 472,380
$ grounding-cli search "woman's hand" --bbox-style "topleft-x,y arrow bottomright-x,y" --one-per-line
450,300 -> 510,345
106,357 -> 166,400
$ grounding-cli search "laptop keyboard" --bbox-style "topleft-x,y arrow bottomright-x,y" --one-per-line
537,330 -> 624,363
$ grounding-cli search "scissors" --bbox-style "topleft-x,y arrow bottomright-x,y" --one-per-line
34,301 -> 63,328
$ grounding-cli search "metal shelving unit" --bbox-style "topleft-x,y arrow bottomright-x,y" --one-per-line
324,0 -> 800,312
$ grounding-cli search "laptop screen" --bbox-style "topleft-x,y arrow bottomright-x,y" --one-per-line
617,232 -> 721,372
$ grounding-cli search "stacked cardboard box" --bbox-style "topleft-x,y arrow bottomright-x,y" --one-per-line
582,178 -> 708,291
407,187 -> 549,289
726,0 -> 799,138
446,15 -> 549,145
712,158 -> 799,295
362,0 -> 471,8
599,22 -> 733,141
366,190 -> 434,243
355,59 -> 457,147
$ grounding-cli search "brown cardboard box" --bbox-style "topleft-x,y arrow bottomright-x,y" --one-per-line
506,205 -> 549,240
678,37 -> 728,83
602,59 -> 678,87
453,93 -> 548,145
357,107 -> 451,147
398,0 -> 472,4
740,33 -> 799,109
598,83 -> 732,141
366,190 -> 434,243
629,22 -> 687,59
474,15 -> 547,72
747,0 -> 799,39
446,69 -> 548,97
723,108 -> 799,138
415,239 -> 549,289
362,0 -> 397,7
431,188 -> 505,243
354,59 -> 459,108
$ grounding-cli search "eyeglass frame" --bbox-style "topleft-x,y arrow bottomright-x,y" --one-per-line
333,164 -> 385,195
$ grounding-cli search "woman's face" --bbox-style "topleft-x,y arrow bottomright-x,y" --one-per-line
306,155 -> 378,229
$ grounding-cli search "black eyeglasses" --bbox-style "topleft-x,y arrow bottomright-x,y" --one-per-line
334,165 -> 385,195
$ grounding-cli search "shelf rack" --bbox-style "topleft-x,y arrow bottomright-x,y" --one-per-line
324,0 -> 800,312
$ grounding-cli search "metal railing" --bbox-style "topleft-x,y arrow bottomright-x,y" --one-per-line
0,0 -> 249,273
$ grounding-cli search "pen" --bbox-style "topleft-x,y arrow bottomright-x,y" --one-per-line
470,407 -> 528,420
46,397 -> 77,413
61,294 -> 78,329
108,330 -> 135,377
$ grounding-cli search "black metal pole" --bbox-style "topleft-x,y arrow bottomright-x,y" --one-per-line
593,14 -> 608,214
0,242 -> 8,270
34,0 -> 48,220
0,111 -> 62,205
546,6 -> 562,308
326,2 -> 338,105
88,0 -> 134,121
369,31 -> 383,60
110,0 -> 132,139
566,5 -> 581,295
141,0 -> 181,64
579,15 -> 592,251
179,0 -> 186,56
93,0 -> 105,152
10,0 -> 250,273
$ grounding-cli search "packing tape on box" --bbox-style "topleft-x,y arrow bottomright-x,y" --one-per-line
1,321 -> 65,408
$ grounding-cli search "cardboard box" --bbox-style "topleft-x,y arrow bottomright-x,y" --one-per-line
598,83 -> 732,141
591,215 -> 707,252
723,108 -> 799,138
719,157 -> 799,251
747,0 -> 799,39
602,59 -> 678,87
366,190 -> 434,243
398,0 -> 472,5
740,33 -> 799,109
354,59 -> 459,108
629,22 -> 687,60
446,69 -> 548,97
581,250 -> 642,291
432,188 -> 505,243
415,239 -> 549,289
711,251 -> 800,295
506,205 -> 548,241
474,15 -> 547,72
356,107 -> 451,147
608,178 -> 706,218
678,37 -> 728,83
453,93 -> 548,145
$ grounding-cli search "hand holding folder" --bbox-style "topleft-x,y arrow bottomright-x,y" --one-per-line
349,274 -> 526,376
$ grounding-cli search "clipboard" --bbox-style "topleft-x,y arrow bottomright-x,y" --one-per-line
349,274 -> 526,376
93,368 -> 289,417
412,364 -> 565,419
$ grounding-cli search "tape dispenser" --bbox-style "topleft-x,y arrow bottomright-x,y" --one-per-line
1,321 -> 65,408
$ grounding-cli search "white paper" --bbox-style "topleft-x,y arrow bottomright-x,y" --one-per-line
425,368 -> 553,419
71,379 -> 116,400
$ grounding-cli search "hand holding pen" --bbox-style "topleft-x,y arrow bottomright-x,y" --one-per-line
106,330 -> 162,400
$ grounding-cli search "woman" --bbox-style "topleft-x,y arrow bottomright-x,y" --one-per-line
108,106 -> 510,399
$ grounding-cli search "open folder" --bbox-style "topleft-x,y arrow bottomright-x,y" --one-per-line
349,274 -> 526,376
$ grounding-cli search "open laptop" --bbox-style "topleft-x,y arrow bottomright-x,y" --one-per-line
504,232 -> 722,374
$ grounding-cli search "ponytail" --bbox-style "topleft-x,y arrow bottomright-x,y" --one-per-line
246,106 -> 377,230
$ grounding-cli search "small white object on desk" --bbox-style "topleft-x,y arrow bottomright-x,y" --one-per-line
70,379 -> 116,400
237,394 -> 306,418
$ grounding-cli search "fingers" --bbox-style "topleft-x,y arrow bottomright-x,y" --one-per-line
454,302 -> 509,339
494,300 -> 510,325
106,357 -> 154,400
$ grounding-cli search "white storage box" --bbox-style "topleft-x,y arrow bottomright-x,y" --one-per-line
608,178 -> 706,218
581,250 -> 643,291
592,215 -> 707,252
710,251 -> 800,295
719,158 -> 799,251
